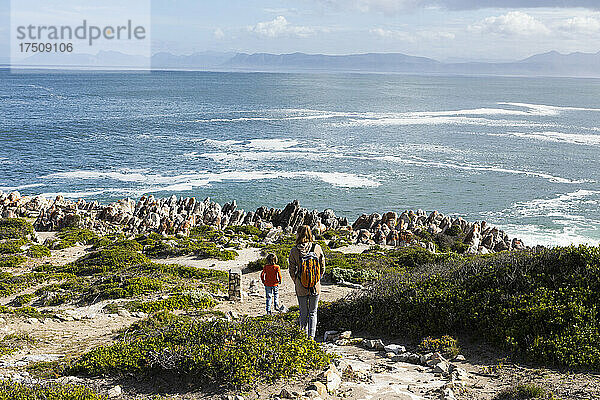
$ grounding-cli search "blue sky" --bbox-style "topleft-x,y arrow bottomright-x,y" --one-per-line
2,0 -> 600,61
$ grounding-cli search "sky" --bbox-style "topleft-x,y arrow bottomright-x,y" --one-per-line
2,0 -> 600,61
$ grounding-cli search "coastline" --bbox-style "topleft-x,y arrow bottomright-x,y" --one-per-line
1,191 -> 529,255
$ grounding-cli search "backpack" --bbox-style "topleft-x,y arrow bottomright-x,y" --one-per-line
298,243 -> 321,290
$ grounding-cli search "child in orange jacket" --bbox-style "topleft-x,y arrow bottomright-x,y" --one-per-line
261,253 -> 282,314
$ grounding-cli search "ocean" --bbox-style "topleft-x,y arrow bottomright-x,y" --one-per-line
1,70 -> 599,246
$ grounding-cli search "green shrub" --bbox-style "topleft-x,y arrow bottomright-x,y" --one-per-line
83,276 -> 163,301
0,332 -> 35,356
0,380 -> 104,400
0,271 -> 53,297
0,239 -> 27,255
320,246 -> 600,369
127,291 -> 216,313
330,267 -> 379,284
54,229 -> 99,249
446,225 -> 462,237
0,306 -> 53,318
11,293 -> 34,307
27,244 -> 51,258
53,248 -> 150,276
494,383 -> 559,400
0,219 -> 34,240
103,239 -> 143,252
27,360 -> 65,378
225,225 -> 263,237
419,335 -> 460,359
0,255 -> 26,269
137,233 -> 238,261
260,236 -> 297,269
153,264 -> 227,281
68,313 -> 330,388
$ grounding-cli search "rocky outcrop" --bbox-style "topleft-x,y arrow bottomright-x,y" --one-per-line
348,208 -> 522,253
0,191 -> 524,254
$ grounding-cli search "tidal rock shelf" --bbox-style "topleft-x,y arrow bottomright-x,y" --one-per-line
0,191 -> 525,254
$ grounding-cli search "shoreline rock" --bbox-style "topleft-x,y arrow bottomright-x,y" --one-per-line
0,191 -> 526,254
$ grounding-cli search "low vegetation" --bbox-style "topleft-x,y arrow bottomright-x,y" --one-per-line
0,219 -> 39,269
494,383 -> 560,400
126,291 -> 216,313
29,238 -> 227,308
0,219 -> 34,240
135,231 -> 238,260
0,380 -> 105,400
0,332 -> 35,356
67,312 -> 330,388
418,335 -> 460,359
320,245 -> 600,369
325,245 -> 459,284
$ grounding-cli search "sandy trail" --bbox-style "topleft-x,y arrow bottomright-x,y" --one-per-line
152,248 -> 355,317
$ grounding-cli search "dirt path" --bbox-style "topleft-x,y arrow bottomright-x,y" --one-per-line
153,248 -> 355,317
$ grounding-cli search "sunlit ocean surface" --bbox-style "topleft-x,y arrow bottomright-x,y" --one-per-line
1,70 -> 599,246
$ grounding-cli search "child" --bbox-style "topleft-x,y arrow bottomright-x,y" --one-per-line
260,253 -> 282,314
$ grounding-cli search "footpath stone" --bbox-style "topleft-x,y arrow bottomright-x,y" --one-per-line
107,385 -> 122,398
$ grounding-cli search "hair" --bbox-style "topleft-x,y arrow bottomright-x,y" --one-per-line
296,225 -> 314,244
266,253 -> 278,265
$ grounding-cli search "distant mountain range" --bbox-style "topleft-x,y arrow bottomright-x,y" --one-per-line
8,50 -> 600,77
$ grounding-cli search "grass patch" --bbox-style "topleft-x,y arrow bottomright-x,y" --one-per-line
68,312 -> 330,389
0,239 -> 27,255
0,219 -> 34,240
0,332 -> 35,357
325,246 -> 458,284
494,383 -> 560,400
0,255 -> 26,269
136,232 -> 238,261
0,380 -> 104,400
320,245 -> 600,369
53,228 -> 99,250
126,291 -> 216,313
26,244 -> 51,258
0,305 -> 54,318
419,335 -> 460,359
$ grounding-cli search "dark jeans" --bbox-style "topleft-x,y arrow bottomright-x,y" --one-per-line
297,294 -> 319,339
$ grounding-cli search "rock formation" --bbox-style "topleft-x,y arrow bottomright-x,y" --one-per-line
0,191 -> 525,254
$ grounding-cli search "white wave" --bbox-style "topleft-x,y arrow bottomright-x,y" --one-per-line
39,189 -> 111,199
42,169 -> 380,189
0,183 -> 45,191
377,156 -> 591,184
186,111 -> 347,123
484,190 -> 600,246
45,170 -> 155,183
335,116 -> 550,128
500,102 -> 600,114
494,131 -> 600,146
497,223 -> 600,247
203,139 -> 244,147
246,139 -> 300,150
196,150 -> 341,163
504,190 -> 600,219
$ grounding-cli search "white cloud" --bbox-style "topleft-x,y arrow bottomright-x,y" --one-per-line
370,28 -> 416,42
557,16 -> 600,36
213,28 -> 225,40
316,0 -> 600,13
371,28 -> 455,42
469,11 -> 551,36
248,16 -> 315,38
354,0 -> 423,13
